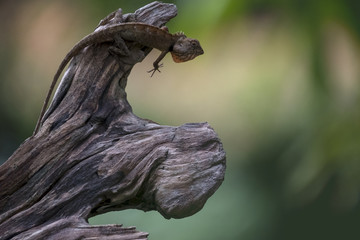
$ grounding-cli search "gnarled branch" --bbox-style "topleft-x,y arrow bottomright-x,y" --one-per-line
0,2 -> 226,239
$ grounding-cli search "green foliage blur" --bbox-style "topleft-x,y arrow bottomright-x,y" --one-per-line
1,0 -> 360,239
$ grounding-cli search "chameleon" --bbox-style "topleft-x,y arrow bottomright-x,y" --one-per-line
33,22 -> 204,135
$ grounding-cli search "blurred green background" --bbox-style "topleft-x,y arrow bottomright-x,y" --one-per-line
1,0 -> 360,239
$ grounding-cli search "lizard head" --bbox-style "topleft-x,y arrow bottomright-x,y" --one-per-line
171,36 -> 204,63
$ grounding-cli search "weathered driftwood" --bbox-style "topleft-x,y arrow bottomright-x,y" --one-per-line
0,2 -> 226,239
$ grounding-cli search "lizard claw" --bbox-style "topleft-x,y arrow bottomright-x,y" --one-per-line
148,63 -> 163,77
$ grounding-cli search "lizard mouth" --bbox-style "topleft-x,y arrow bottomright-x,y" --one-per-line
198,48 -> 204,55
171,51 -> 203,63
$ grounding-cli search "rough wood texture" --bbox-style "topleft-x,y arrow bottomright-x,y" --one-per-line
0,2 -> 226,239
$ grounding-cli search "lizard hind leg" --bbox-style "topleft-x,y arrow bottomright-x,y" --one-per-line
97,8 -> 123,28
108,34 -> 130,57
108,34 -> 146,71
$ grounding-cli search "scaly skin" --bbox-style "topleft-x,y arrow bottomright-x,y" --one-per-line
33,22 -> 204,135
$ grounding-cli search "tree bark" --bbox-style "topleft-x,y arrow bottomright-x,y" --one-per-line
0,2 -> 226,239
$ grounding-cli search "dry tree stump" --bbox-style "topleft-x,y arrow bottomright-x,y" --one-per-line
0,2 -> 226,239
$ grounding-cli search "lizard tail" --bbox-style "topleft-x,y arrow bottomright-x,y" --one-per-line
33,59 -> 69,135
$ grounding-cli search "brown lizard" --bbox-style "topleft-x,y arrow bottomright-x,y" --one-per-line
33,22 -> 204,135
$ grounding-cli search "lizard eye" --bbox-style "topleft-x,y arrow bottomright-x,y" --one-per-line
191,41 -> 197,47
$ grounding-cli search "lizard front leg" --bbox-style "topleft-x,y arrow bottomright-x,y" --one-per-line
148,50 -> 169,77
147,25 -> 170,77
